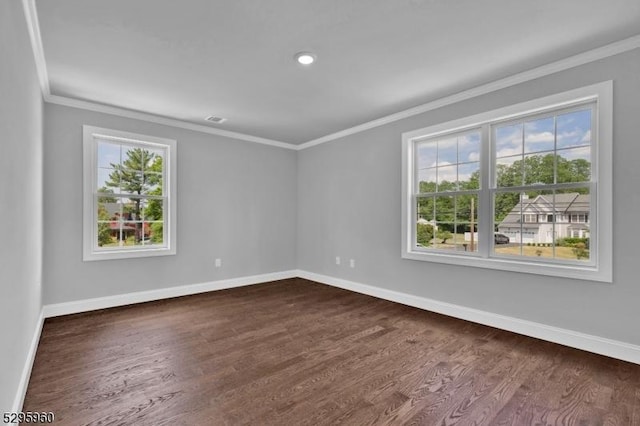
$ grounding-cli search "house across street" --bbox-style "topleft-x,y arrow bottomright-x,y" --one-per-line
497,193 -> 590,244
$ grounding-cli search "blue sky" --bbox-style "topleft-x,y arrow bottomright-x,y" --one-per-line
418,108 -> 592,185
495,108 -> 591,160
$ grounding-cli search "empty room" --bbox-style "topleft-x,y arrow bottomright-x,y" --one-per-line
2,0 -> 640,424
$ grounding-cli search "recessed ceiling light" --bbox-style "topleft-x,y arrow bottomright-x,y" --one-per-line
295,52 -> 316,66
205,115 -> 227,124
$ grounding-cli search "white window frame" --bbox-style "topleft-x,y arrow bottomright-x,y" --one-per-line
83,126 -> 177,261
401,81 -> 612,282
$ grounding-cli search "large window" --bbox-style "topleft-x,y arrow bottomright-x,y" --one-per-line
83,126 -> 177,261
402,82 -> 612,282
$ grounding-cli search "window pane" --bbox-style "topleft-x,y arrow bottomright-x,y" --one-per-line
494,191 -> 522,255
455,223 -> 478,253
141,198 -> 164,222
129,222 -> 162,247
437,165 -> 457,191
494,190 -> 590,261
556,109 -> 591,149
523,153 -> 554,185
144,148 -> 165,174
555,188 -> 591,262
518,190 -> 555,259
437,137 -> 457,165
496,155 -> 523,187
524,117 -> 555,154
458,162 -> 479,189
121,145 -> 143,171
455,194 -> 477,224
97,196 -> 120,220
118,171 -> 144,195
96,221 -> 118,247
458,132 -> 480,163
142,172 -> 163,195
434,195 -> 454,222
456,194 -> 478,253
97,141 -> 120,169
416,142 -> 437,170
118,197 -> 142,221
416,220 -> 435,248
495,123 -> 523,158
417,197 -> 435,222
148,222 -> 164,245
97,168 -> 120,194
97,195 -> 119,247
119,221 -> 142,246
432,223 -> 455,250
417,168 -> 437,193
556,147 -> 591,183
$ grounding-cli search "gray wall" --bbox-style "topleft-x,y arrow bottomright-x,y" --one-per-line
43,105 -> 297,304
0,1 -> 44,412
298,48 -> 640,346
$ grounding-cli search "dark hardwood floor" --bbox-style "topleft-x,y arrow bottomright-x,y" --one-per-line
24,278 -> 640,425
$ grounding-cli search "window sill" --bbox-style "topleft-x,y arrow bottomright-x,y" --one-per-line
401,249 -> 611,283
83,246 -> 176,262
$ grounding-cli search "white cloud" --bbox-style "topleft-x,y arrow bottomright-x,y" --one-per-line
581,130 -> 591,143
468,152 -> 480,162
496,147 -> 521,158
525,131 -> 554,143
437,137 -> 457,149
559,146 -> 590,161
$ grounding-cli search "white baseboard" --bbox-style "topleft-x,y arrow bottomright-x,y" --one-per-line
296,270 -> 640,365
43,270 -> 298,318
12,309 -> 44,414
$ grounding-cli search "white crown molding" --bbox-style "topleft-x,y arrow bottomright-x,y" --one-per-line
42,270 -> 298,317
45,94 -> 296,150
12,308 -> 44,413
296,270 -> 640,365
21,0 -> 49,96
21,0 -> 295,150
22,0 -> 640,151
297,34 -> 640,150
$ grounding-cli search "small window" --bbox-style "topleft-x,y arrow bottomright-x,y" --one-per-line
402,82 -> 612,282
83,126 -> 177,261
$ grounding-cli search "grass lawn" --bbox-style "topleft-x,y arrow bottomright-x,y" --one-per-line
494,245 -> 589,260
425,233 -> 589,260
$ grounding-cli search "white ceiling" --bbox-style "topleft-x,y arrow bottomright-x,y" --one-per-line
35,0 -> 640,145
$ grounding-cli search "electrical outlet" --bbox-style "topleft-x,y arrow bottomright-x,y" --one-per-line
215,258 -> 222,268
335,256 -> 341,265
350,259 -> 355,268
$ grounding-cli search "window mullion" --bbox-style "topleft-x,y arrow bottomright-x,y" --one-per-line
478,124 -> 492,257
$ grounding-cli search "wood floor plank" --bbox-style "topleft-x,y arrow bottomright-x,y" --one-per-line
23,278 -> 640,425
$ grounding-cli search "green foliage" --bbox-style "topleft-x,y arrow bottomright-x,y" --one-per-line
436,230 -> 453,244
97,204 -> 113,246
106,149 -> 162,195
416,223 -> 434,246
556,237 -> 589,248
572,242 -> 589,260
97,187 -> 117,203
494,154 -> 591,223
105,150 -> 163,242
150,222 -> 163,244
417,153 -> 590,231
145,187 -> 163,221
